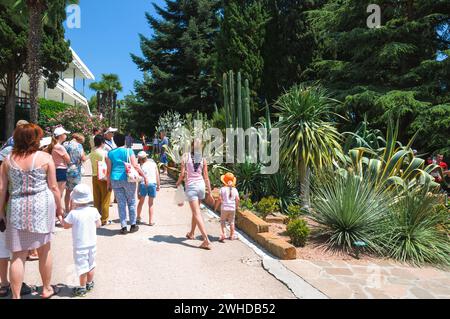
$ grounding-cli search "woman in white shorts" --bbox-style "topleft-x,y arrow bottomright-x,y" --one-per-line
176,141 -> 214,250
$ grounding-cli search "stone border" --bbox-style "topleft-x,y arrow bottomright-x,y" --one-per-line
167,167 -> 296,260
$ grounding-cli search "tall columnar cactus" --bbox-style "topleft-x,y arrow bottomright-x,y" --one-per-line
222,70 -> 252,130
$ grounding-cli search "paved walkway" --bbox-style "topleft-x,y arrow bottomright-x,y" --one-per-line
20,171 -> 295,299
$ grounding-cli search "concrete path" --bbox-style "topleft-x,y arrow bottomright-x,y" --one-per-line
20,172 -> 296,299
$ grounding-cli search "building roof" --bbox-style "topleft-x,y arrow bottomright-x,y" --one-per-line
69,47 -> 95,80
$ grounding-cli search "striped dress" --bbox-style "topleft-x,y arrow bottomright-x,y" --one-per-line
5,152 -> 55,252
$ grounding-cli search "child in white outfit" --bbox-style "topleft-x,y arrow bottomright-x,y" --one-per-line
61,184 -> 101,297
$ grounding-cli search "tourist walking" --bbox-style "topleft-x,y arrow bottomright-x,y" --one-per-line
106,134 -> 147,234
46,127 -> 71,211
136,151 -> 160,225
214,173 -> 240,242
89,128 -> 101,152
65,133 -> 88,212
175,140 -> 213,250
104,127 -> 118,152
62,184 -> 101,297
159,131 -> 169,174
89,135 -> 112,226
0,124 -> 63,299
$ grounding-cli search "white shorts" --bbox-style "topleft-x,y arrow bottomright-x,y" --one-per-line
73,246 -> 96,277
0,231 -> 11,259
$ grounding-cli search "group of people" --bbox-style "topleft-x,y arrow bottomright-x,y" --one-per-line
0,122 -> 242,299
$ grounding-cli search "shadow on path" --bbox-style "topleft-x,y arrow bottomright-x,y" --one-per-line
149,235 -> 200,249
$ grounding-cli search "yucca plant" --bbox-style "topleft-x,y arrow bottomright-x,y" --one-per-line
310,172 -> 389,253
266,171 -> 298,213
336,120 -> 441,192
232,159 -> 266,201
274,85 -> 342,207
381,188 -> 450,266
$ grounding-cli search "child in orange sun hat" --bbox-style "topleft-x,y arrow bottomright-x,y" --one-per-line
214,172 -> 240,242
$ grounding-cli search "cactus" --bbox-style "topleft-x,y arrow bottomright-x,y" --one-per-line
222,70 -> 252,130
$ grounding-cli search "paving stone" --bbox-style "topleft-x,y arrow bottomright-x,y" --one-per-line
390,268 -> 419,280
365,287 -> 392,299
387,277 -> 416,286
379,284 -> 409,298
334,276 -> 368,286
349,284 -> 369,299
308,279 -> 353,299
325,267 -> 353,276
283,260 -> 323,280
410,287 -> 436,299
310,260 -> 332,267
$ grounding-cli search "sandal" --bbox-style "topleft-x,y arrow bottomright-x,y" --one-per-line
21,283 -> 37,296
0,284 -> 10,298
199,241 -> 212,250
186,233 -> 194,240
27,255 -> 39,261
219,236 -> 226,243
41,285 -> 60,299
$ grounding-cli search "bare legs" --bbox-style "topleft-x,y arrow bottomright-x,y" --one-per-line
37,242 -> 53,299
187,200 -> 211,248
64,188 -> 72,213
9,251 -> 27,299
0,258 -> 9,287
137,196 -> 145,222
79,268 -> 95,288
57,182 -> 66,212
148,197 -> 155,224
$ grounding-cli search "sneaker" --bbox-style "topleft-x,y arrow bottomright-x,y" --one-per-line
120,227 -> 128,235
86,281 -> 94,292
129,225 -> 139,233
72,287 -> 87,297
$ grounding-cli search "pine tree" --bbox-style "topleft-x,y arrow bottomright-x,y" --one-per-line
131,0 -> 220,125
308,0 -> 450,155
216,0 -> 270,101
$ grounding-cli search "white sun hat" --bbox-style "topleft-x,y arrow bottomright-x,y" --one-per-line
40,137 -> 52,149
54,126 -> 70,137
71,184 -> 94,205
137,151 -> 148,159
105,127 -> 118,134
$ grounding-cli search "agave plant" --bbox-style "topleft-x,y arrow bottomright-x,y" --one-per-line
274,85 -> 342,207
310,172 -> 389,253
342,115 -> 385,152
381,187 -> 450,266
336,120 -> 441,192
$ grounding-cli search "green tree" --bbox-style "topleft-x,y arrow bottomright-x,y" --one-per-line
216,0 -> 269,100
89,73 -> 123,126
274,85 -> 342,208
0,1 -> 72,136
131,0 -> 220,122
308,0 -> 450,155
11,0 -> 77,123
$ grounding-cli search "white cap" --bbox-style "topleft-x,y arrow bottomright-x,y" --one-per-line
137,151 -> 148,159
105,127 -> 118,134
71,184 -> 94,205
54,126 -> 70,137
40,137 -> 52,148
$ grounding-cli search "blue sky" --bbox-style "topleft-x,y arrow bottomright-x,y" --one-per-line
65,0 -> 164,100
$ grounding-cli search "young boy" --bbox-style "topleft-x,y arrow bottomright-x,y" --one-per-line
214,173 -> 240,242
61,184 -> 101,297
137,151 -> 160,225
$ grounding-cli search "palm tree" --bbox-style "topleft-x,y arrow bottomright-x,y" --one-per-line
274,85 -> 342,208
89,74 -> 123,126
13,0 -> 78,123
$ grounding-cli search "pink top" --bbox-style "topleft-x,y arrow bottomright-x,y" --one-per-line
220,187 -> 239,211
52,144 -> 68,169
185,153 -> 204,186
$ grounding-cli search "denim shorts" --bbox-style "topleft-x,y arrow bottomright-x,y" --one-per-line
185,181 -> 205,202
56,168 -> 67,182
139,183 -> 157,198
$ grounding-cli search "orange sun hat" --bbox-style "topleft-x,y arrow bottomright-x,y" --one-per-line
220,172 -> 237,187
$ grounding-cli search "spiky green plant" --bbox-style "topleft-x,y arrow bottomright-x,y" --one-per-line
381,188 -> 450,266
266,171 -> 298,213
310,172 -> 389,253
232,158 -> 265,201
274,85 -> 342,207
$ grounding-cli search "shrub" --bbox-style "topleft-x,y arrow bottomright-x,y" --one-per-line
310,172 -> 389,253
286,204 -> 303,223
38,98 -> 71,129
255,196 -> 279,218
47,106 -> 107,151
233,159 -> 266,201
266,171 -> 298,213
240,197 -> 254,211
286,219 -> 310,247
381,189 -> 450,266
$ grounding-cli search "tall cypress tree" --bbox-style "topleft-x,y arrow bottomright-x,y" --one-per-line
216,0 -> 270,100
308,0 -> 450,154
131,0 -> 220,124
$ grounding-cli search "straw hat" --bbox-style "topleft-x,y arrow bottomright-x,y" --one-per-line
220,172 -> 237,187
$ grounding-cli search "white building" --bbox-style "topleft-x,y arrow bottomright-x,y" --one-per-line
0,47 -> 94,110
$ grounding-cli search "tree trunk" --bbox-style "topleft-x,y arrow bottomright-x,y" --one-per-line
96,91 -> 101,114
112,92 -> 117,128
299,161 -> 311,209
5,71 -> 17,138
108,91 -> 113,126
101,92 -> 107,120
27,1 -> 45,123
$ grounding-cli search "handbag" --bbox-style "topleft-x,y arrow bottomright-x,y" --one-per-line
97,152 -> 107,181
124,149 -> 142,183
174,185 -> 185,207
